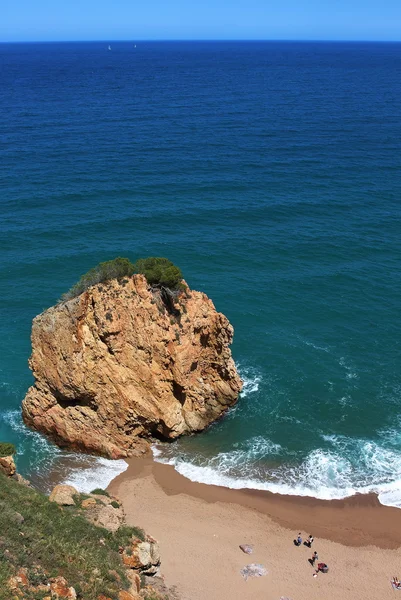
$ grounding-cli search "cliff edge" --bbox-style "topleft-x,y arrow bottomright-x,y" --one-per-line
22,274 -> 242,457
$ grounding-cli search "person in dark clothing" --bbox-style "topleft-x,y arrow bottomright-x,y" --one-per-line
311,551 -> 318,566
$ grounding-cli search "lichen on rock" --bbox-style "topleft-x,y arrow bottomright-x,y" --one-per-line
22,274 -> 242,458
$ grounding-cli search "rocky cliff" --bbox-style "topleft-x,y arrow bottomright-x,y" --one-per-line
1,472 -> 176,600
22,275 -> 242,457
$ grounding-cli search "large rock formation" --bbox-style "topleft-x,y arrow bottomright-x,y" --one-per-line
22,275 -> 242,458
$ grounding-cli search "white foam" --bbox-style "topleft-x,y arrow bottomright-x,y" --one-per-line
152,434 -> 401,507
151,445 -> 164,459
237,365 -> 261,397
1,409 -> 61,455
159,454 -> 359,500
62,457 -> 128,494
2,409 -> 128,493
378,483 -> 401,508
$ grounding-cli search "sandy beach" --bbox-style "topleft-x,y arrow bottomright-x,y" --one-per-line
109,457 -> 401,600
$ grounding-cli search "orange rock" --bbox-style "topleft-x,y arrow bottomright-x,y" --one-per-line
7,577 -> 20,592
0,455 -> 16,476
118,591 -> 140,600
50,576 -> 77,598
15,568 -> 29,587
123,538 -> 160,575
81,497 -> 97,509
126,571 -> 141,594
22,275 -> 242,457
8,567 -> 29,591
122,553 -> 139,568
139,585 -> 164,600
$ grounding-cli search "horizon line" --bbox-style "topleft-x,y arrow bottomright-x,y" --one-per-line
2,38 -> 401,44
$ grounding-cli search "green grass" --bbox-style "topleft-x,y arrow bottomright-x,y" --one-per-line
0,472 -> 139,600
113,524 -> 146,544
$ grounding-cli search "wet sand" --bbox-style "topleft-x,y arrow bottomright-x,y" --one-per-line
109,457 -> 401,600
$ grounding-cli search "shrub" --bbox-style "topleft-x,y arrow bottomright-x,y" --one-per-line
61,257 -> 135,302
110,500 -> 120,509
133,257 -> 183,290
0,443 -> 16,457
60,256 -> 183,302
90,488 -> 110,497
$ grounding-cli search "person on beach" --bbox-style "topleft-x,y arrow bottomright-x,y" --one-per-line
305,534 -> 314,547
310,551 -> 318,566
316,562 -> 328,574
297,533 -> 302,546
392,577 -> 401,589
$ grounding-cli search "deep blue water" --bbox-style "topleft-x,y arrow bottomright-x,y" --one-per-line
1,41 -> 401,502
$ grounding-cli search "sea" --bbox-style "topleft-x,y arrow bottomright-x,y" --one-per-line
1,41 -> 401,506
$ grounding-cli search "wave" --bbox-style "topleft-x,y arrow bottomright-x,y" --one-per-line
61,456 -> 128,494
1,409 -> 127,493
238,364 -> 261,397
152,433 -> 401,508
152,361 -> 401,508
3,382 -> 400,507
1,409 -> 61,458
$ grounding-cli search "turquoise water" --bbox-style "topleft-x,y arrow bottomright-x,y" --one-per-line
1,41 -> 401,502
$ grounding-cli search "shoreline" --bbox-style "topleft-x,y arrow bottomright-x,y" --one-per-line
110,456 -> 401,550
109,456 -> 401,600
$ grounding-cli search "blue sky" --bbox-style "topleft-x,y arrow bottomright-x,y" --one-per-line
2,0 -> 401,42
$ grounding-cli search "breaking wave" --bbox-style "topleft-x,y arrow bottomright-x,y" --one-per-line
152,432 -> 401,507
61,456 -> 128,494
238,365 -> 261,397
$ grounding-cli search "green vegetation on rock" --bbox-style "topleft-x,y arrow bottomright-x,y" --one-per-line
133,257 -> 183,290
90,487 -> 110,497
0,442 -> 16,457
0,471 -> 135,599
61,256 -> 184,302
61,257 -> 135,302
